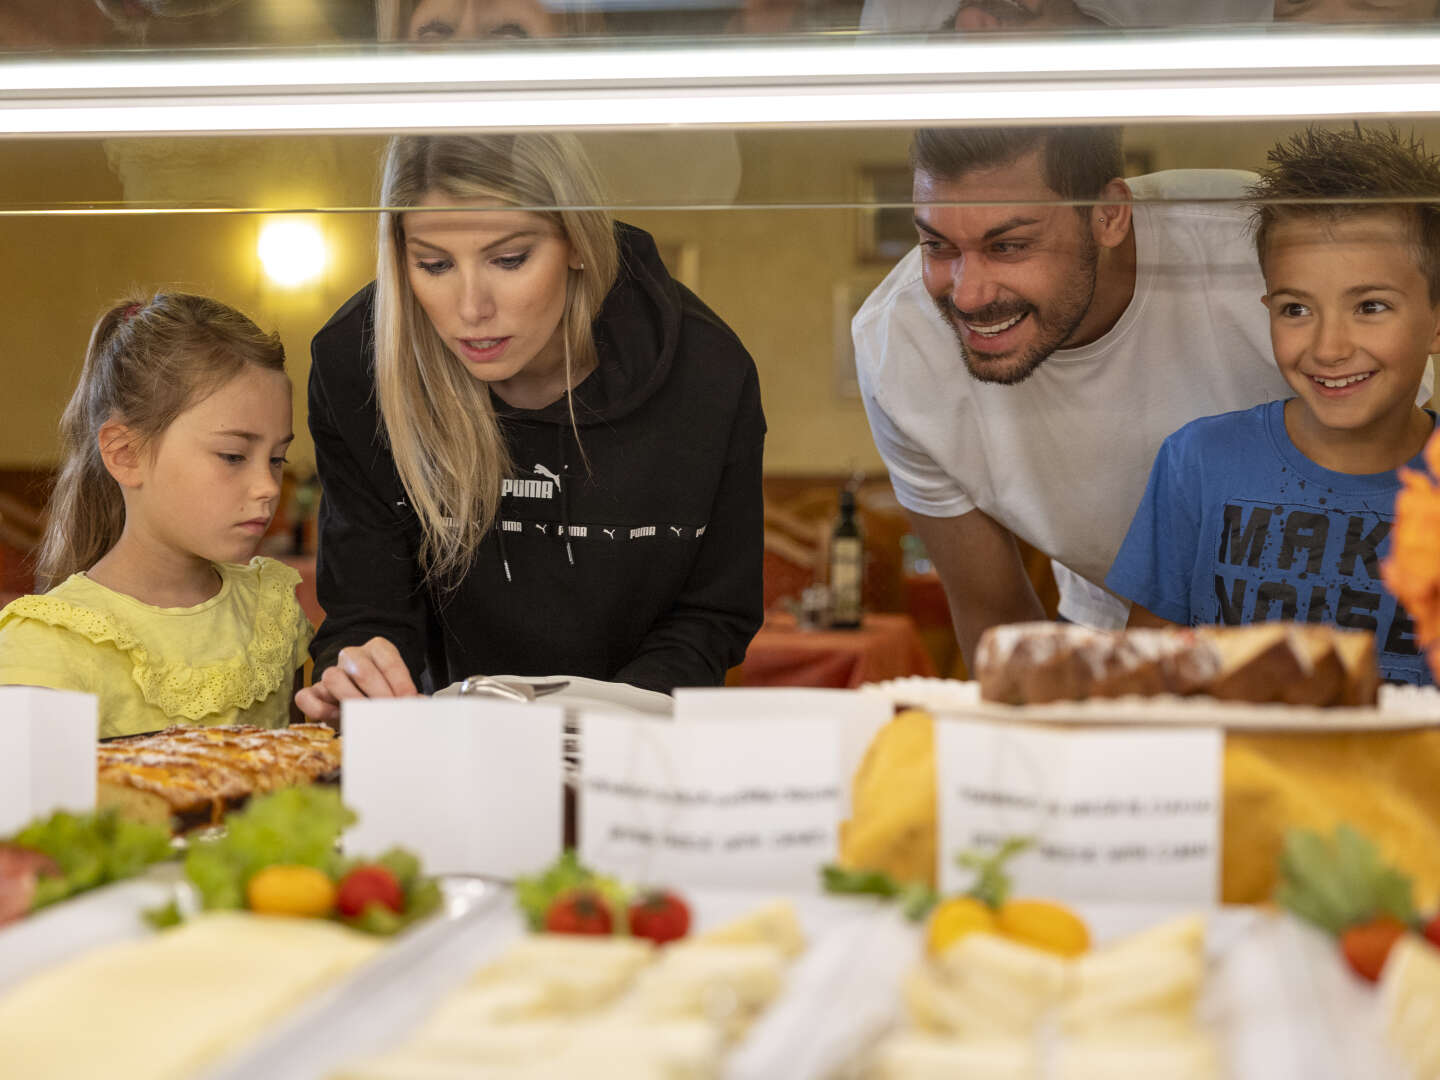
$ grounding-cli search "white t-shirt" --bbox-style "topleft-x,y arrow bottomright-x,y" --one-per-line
854,170 -> 1292,629
859,0 -> 1273,32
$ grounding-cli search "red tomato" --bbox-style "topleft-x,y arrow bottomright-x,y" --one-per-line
545,888 -> 614,935
628,890 -> 691,945
1425,912 -> 1440,951
335,865 -> 404,918
1340,917 -> 1409,982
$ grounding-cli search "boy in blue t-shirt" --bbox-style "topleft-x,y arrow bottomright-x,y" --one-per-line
1106,126 -> 1439,685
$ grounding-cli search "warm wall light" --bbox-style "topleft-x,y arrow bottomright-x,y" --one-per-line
257,218 -> 325,287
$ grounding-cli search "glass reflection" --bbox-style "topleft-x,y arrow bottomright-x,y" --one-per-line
860,0 -> 1439,30
0,0 -> 1438,50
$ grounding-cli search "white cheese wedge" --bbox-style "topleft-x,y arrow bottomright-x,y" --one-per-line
0,913 -> 378,1080
903,964 -> 1047,1037
466,934 -> 654,1013
937,932 -> 1069,1002
1378,934 -> 1440,1077
1054,1034 -> 1221,1080
472,934 -> 655,983
331,1057 -> 513,1080
615,942 -> 785,1035
869,1032 -> 1038,1080
695,898 -> 807,958
1061,945 -> 1204,1033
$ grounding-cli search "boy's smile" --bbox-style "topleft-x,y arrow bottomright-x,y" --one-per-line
1262,212 -> 1440,474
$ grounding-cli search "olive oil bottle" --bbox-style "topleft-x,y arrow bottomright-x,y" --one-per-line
829,487 -> 864,628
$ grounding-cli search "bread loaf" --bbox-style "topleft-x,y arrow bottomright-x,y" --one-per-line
975,622 -> 1378,707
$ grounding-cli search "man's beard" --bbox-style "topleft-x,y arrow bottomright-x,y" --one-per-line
935,232 -> 1099,386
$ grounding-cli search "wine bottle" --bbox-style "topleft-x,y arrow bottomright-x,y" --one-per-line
829,487 -> 864,629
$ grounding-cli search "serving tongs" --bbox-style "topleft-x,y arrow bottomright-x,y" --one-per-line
456,675 -> 570,703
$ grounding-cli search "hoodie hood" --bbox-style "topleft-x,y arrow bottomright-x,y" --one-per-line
492,222 -> 683,428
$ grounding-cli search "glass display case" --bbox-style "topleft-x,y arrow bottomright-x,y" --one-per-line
3,4 -> 1440,675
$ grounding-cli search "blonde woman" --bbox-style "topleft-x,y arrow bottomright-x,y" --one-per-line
297,134 -> 765,722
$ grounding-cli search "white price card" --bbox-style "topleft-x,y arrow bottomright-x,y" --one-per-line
341,697 -> 563,878
579,711 -> 843,890
671,687 -> 892,813
936,718 -> 1222,903
0,687 -> 95,835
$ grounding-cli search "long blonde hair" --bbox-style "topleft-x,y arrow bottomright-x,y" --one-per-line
375,133 -> 619,585
36,292 -> 285,590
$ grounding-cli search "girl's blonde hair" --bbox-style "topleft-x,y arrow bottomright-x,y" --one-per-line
375,133 -> 619,585
36,292 -> 285,590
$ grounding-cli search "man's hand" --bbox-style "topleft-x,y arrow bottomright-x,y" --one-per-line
294,636 -> 419,724
1126,604 -> 1177,629
907,507 -> 1047,674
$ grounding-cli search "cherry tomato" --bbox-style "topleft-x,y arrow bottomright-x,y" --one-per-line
335,865 -> 405,918
545,888 -> 614,935
1424,911 -> 1440,952
1340,916 -> 1409,982
628,890 -> 691,945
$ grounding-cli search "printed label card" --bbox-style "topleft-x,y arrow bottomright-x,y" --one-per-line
672,687 -> 892,813
342,697 -> 563,878
579,711 -> 843,890
936,718 -> 1222,903
0,687 -> 96,835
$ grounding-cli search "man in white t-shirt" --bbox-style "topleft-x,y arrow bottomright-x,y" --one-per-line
853,126 -> 1301,669
856,126 -> 1433,665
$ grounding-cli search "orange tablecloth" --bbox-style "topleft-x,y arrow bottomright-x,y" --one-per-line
736,611 -> 937,689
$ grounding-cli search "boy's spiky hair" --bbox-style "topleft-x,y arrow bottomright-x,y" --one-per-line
1251,124 -> 1440,300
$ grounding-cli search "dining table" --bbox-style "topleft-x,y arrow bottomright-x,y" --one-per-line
734,610 -> 937,689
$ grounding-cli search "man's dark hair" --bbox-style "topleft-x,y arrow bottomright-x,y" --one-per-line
909,126 -> 1125,204
1251,124 -> 1440,301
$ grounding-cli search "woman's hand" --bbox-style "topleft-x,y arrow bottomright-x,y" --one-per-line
294,636 -> 419,724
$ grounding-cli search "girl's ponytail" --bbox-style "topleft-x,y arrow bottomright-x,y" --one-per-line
33,292 -> 285,590
34,299 -> 142,589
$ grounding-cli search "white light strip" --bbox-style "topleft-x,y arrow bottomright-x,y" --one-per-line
2,31 -> 1440,135
6,80 -> 1440,136
2,32 -> 1439,94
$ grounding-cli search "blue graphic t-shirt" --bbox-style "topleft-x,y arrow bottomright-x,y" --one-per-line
1107,400 -> 1435,686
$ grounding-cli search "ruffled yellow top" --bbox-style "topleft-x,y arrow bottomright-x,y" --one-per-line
0,557 -> 312,739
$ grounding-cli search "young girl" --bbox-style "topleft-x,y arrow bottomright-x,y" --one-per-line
0,292 -> 312,738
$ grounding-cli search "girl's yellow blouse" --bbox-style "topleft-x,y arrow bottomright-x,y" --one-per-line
0,557 -> 312,739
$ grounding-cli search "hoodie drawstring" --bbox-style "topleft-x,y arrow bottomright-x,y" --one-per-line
496,517 -> 513,583
558,425 -> 574,567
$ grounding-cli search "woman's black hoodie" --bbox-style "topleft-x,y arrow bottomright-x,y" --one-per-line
307,224 -> 766,694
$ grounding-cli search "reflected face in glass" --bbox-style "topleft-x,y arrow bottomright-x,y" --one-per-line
1263,214 -> 1440,449
135,365 -> 293,567
1273,0 -> 1438,21
951,0 -> 1100,31
408,0 -> 556,40
404,195 -> 578,390
915,153 -> 1099,386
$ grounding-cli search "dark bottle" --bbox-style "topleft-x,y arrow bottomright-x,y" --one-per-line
829,488 -> 864,629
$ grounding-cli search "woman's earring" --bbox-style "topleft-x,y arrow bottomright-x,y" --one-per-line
576,262 -> 585,271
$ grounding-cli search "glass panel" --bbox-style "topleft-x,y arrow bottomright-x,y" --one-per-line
2,118 -> 1438,690
0,0 -> 1438,54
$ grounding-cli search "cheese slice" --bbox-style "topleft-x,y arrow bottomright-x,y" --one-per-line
1054,1034 -> 1221,1080
0,913 -> 377,1080
1378,934 -> 1440,1076
695,898 -> 806,959
870,1032 -> 1038,1080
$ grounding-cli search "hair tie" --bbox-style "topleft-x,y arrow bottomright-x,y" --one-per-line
121,303 -> 143,322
